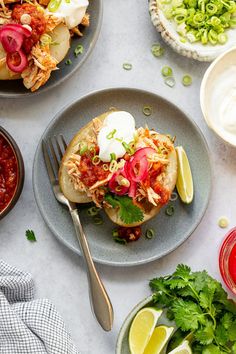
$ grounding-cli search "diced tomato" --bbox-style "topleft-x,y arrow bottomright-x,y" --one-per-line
79,151 -> 109,188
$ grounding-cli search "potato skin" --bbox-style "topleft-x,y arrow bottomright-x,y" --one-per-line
59,110 -> 178,227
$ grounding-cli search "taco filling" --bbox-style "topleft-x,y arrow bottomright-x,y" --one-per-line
59,110 -> 178,227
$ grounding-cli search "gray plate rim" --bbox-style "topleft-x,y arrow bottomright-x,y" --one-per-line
0,0 -> 103,99
33,87 -> 212,267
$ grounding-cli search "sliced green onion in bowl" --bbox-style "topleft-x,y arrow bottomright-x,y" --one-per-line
161,66 -> 173,77
165,204 -> 175,216
123,63 -> 132,71
182,75 -> 192,86
92,155 -> 101,165
142,105 -> 152,116
165,77 -> 175,87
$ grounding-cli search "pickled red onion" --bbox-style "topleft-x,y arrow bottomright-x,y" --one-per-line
0,24 -> 31,38
125,147 -> 156,182
6,50 -> 28,73
0,29 -> 24,53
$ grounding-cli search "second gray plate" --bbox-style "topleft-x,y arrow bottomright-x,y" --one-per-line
33,88 -> 211,266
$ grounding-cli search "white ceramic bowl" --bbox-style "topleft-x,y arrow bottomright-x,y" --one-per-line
149,0 -> 236,62
200,46 -> 236,147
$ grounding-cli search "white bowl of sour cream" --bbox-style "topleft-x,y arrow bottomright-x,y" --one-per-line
200,47 -> 236,147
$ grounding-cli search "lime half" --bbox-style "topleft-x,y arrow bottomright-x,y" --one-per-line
129,307 -> 163,354
168,340 -> 192,354
176,146 -> 194,204
144,325 -> 174,354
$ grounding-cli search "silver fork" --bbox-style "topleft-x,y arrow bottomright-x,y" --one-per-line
42,135 -> 114,332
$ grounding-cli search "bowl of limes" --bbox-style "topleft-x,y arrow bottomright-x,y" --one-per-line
116,295 -> 191,354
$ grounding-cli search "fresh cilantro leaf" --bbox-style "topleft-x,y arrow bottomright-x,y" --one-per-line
195,320 -> 214,345
166,277 -> 188,290
173,264 -> 192,280
202,344 -> 221,354
215,323 -> 228,346
25,229 -> 37,242
221,312 -> 233,329
228,321 -> 236,341
104,194 -> 144,224
172,299 -> 205,331
232,342 -> 236,354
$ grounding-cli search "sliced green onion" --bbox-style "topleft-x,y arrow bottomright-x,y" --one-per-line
170,192 -> 178,201
113,236 -> 127,245
161,66 -> 173,77
109,160 -> 118,172
218,33 -> 228,44
112,229 -> 119,237
182,75 -> 192,86
92,155 -> 100,165
123,63 -> 132,70
145,228 -> 155,239
122,142 -> 134,155
218,216 -> 229,228
103,164 -> 109,171
65,59 -> 72,65
87,206 -> 100,216
89,146 -> 96,155
106,129 -> 117,140
93,216 -> 104,225
165,204 -> 175,216
110,152 -> 116,161
151,43 -> 165,57
165,77 -> 175,87
47,0 -> 62,12
79,143 -> 88,155
143,105 -> 152,116
74,44 -> 84,57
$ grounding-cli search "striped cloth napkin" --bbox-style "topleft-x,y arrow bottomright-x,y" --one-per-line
0,260 -> 79,354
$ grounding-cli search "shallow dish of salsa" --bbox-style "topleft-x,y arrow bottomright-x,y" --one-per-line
0,127 -> 24,219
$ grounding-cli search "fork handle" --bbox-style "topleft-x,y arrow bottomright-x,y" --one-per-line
70,208 -> 114,332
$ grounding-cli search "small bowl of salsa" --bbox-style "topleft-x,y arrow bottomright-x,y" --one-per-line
219,227 -> 236,295
0,127 -> 24,219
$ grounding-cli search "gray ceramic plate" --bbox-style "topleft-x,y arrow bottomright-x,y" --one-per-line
33,88 -> 211,266
116,296 -> 175,354
0,0 -> 102,98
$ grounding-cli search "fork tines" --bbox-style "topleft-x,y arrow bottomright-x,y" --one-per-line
42,135 -> 67,182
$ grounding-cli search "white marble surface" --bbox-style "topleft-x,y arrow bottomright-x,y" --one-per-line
1,0 -> 236,353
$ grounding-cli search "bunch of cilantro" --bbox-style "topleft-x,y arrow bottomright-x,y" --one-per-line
150,264 -> 236,353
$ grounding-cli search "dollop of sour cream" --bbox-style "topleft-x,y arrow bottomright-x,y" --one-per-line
48,0 -> 89,29
208,65 -> 236,145
98,111 -> 136,162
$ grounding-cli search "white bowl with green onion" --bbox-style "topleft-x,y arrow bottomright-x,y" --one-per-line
149,0 -> 236,61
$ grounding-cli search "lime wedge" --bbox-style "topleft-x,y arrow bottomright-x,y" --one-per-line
168,340 -> 192,354
129,307 -> 163,354
176,146 -> 194,204
144,325 -> 174,354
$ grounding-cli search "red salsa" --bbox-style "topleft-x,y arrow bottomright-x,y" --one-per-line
0,134 -> 18,212
12,4 -> 46,53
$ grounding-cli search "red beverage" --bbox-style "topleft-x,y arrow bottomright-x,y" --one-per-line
219,228 -> 236,295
